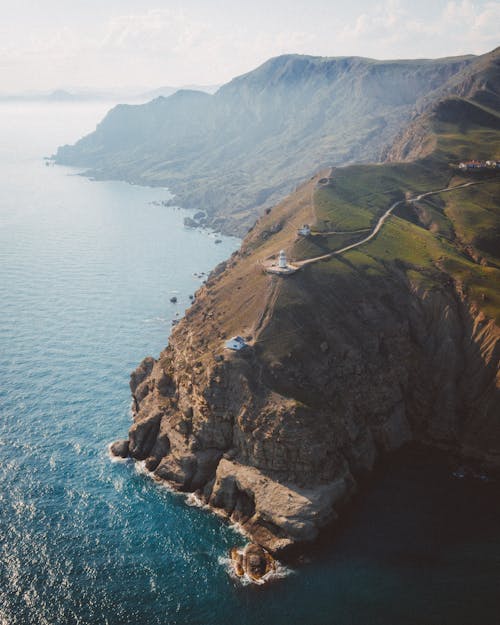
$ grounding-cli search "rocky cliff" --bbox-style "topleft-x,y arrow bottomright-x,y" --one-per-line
114,149 -> 499,553
109,51 -> 500,554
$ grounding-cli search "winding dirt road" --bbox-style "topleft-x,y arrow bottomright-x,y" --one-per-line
296,181 -> 480,268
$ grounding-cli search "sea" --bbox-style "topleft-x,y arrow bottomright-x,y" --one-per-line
0,102 -> 499,625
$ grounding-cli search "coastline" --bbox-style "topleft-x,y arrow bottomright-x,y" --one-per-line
110,440 -> 499,567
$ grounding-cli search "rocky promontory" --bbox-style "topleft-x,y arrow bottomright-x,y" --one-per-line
112,54 -> 500,553
113,152 -> 500,553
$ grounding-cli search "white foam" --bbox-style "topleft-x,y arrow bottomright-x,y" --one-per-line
228,521 -> 251,539
113,477 -> 125,493
185,492 -> 207,508
143,316 -> 168,324
134,459 -> 149,475
132,461 -> 186,498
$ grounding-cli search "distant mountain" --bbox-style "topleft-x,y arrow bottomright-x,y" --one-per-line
54,48 -> 499,235
139,84 -> 220,100
0,84 -> 220,104
0,88 -> 134,103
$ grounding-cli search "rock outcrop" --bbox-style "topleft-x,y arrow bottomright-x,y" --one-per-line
230,544 -> 276,582
122,287 -> 498,554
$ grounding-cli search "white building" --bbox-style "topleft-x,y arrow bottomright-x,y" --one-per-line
278,250 -> 287,269
298,224 -> 311,236
225,336 -> 247,351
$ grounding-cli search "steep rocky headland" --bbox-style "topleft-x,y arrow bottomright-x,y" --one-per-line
53,48 -> 499,235
111,76 -> 500,554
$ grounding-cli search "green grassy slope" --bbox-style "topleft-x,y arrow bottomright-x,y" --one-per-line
303,98 -> 500,323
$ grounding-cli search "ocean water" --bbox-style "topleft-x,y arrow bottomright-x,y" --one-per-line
1,103 -> 499,625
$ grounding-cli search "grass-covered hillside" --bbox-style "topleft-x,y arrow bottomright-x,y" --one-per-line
123,80 -> 500,558
189,92 -> 499,369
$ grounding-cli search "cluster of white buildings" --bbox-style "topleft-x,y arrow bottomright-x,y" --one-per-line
458,160 -> 500,170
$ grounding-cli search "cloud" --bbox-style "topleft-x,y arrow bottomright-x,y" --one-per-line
336,0 -> 500,58
101,9 -> 207,55
0,1 -> 498,92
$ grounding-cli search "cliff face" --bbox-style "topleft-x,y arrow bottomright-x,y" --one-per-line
119,163 -> 499,553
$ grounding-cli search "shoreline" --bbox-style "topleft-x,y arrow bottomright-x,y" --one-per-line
109,440 -> 499,568
52,158 -> 248,239
49,158 -> 260,238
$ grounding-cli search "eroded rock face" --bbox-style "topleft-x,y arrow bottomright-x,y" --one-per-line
116,261 -> 499,554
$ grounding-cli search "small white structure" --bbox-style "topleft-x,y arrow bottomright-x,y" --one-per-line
298,224 -> 311,236
225,336 -> 247,351
263,249 -> 299,275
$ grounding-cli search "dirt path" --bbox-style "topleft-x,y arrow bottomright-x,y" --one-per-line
312,228 -> 371,236
253,277 -> 281,340
295,181 -> 481,268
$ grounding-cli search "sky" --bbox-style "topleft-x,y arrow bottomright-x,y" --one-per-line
1,0 -> 499,93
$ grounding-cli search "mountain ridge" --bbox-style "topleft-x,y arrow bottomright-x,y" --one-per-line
53,49 -> 499,235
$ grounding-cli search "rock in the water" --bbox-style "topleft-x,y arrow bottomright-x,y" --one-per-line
110,439 -> 129,458
184,216 -> 202,228
230,543 -> 276,582
230,547 -> 245,577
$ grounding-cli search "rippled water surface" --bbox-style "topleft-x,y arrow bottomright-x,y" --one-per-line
1,103 -> 499,625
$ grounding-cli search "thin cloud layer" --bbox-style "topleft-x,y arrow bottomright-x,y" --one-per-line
1,0 -> 498,92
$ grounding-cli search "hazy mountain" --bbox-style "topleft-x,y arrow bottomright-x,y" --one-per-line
139,84 -> 221,100
0,88 -> 135,102
54,49 -> 498,234
0,84 -> 220,104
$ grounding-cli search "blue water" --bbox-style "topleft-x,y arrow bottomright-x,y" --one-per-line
1,103 -> 499,625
